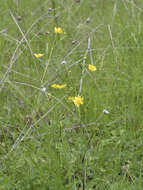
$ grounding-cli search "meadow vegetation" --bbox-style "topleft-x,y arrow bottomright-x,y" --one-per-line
0,0 -> 143,189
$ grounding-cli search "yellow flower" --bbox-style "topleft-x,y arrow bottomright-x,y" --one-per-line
51,84 -> 66,89
69,96 -> 83,107
88,64 -> 97,71
54,27 -> 63,34
34,53 -> 44,58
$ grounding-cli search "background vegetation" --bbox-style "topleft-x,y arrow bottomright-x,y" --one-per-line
0,0 -> 143,189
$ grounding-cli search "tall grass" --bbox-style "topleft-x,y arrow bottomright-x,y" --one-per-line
0,0 -> 143,189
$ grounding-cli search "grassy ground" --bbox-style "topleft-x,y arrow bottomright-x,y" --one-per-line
0,0 -> 143,189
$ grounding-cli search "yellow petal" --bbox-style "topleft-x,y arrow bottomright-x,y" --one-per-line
34,53 -> 44,58
54,27 -> 63,34
69,96 -> 83,107
51,84 -> 66,89
88,64 -> 96,71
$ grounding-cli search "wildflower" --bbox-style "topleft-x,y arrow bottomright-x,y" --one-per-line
103,109 -> 110,115
51,84 -> 66,89
61,60 -> 67,65
72,40 -> 77,44
69,96 -> 83,107
34,53 -> 44,58
54,27 -> 63,34
41,87 -> 46,92
88,64 -> 97,71
48,8 -> 52,12
86,17 -> 91,23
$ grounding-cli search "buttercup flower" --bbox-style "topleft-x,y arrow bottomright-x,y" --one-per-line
51,84 -> 66,89
54,27 -> 63,34
34,53 -> 44,58
88,64 -> 96,71
69,96 -> 83,107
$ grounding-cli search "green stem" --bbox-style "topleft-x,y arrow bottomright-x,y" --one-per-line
51,0 -> 58,26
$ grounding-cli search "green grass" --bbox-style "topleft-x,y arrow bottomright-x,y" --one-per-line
0,0 -> 143,189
